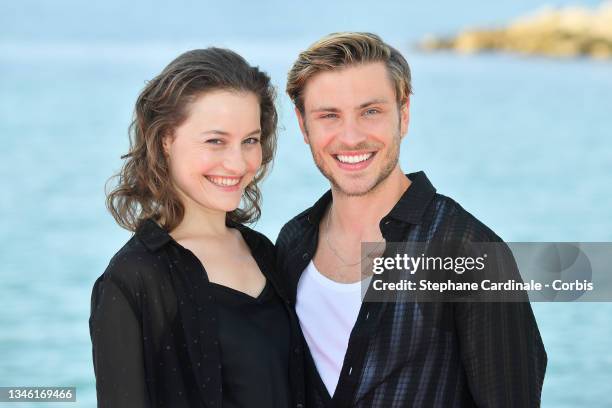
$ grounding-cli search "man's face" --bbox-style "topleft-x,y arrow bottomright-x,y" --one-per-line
297,62 -> 409,196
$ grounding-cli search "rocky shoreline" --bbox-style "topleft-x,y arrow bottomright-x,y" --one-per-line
419,2 -> 612,59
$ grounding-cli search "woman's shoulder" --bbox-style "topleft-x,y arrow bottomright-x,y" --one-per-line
97,233 -> 169,296
104,218 -> 174,278
229,221 -> 275,250
238,226 -> 278,261
110,234 -> 161,267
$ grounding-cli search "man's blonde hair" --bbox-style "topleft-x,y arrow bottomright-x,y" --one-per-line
286,32 -> 412,114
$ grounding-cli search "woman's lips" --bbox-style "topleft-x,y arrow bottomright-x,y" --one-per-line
205,175 -> 242,191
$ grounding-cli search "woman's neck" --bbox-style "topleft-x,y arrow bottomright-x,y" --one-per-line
170,202 -> 229,241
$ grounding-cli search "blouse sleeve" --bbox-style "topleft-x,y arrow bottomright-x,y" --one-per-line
89,275 -> 150,408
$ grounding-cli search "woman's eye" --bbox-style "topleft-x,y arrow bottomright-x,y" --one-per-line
243,137 -> 260,145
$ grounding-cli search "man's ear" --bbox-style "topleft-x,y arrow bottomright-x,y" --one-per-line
295,107 -> 309,144
399,96 -> 410,138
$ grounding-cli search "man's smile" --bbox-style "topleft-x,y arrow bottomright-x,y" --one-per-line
332,151 -> 377,170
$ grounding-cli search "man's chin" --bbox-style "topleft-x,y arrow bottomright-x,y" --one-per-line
316,161 -> 386,196
331,178 -> 379,197
330,166 -> 400,197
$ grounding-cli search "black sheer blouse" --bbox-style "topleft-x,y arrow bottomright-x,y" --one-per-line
89,219 -> 305,408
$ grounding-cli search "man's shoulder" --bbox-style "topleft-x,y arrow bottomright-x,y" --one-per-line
276,206 -> 313,250
427,192 -> 503,243
275,185 -> 503,249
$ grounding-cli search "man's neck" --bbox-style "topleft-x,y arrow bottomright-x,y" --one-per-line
329,167 -> 411,241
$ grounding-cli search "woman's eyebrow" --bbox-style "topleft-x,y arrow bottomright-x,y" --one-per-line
201,129 -> 261,136
201,129 -> 230,136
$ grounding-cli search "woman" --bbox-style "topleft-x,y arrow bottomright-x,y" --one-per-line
90,48 -> 304,408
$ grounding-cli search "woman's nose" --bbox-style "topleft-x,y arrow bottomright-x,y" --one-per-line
222,145 -> 248,174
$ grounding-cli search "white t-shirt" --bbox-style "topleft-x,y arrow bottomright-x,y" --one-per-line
295,260 -> 368,396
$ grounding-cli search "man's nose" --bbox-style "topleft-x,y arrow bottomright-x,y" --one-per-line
336,116 -> 367,147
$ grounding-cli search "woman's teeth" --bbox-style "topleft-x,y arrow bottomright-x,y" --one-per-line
336,153 -> 373,164
206,176 -> 241,187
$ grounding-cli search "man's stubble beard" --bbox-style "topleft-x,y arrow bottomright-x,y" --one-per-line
307,127 -> 402,198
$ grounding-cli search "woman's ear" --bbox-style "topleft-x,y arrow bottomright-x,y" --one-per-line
162,133 -> 174,156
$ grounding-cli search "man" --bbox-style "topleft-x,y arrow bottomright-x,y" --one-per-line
276,32 -> 547,407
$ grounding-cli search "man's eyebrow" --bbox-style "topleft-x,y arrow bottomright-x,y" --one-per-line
309,106 -> 341,114
357,98 -> 390,109
309,99 -> 390,114
200,129 -> 261,136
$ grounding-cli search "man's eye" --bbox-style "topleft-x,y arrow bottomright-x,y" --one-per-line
364,108 -> 380,116
243,137 -> 260,145
206,139 -> 223,145
321,113 -> 338,119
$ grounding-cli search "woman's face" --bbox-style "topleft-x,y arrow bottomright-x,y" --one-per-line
163,90 -> 263,217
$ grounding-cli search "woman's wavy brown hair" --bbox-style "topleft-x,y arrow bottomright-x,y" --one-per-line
106,48 -> 277,232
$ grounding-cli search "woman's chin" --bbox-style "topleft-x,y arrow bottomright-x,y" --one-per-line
208,200 -> 243,214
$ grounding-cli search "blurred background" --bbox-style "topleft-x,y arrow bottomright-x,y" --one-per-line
1,0 -> 611,406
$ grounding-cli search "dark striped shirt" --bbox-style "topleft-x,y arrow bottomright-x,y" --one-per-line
275,171 -> 547,407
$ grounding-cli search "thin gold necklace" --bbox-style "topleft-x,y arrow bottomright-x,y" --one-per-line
324,207 -> 385,267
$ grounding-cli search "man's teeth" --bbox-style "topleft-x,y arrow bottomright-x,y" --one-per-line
207,176 -> 241,186
336,153 -> 373,164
